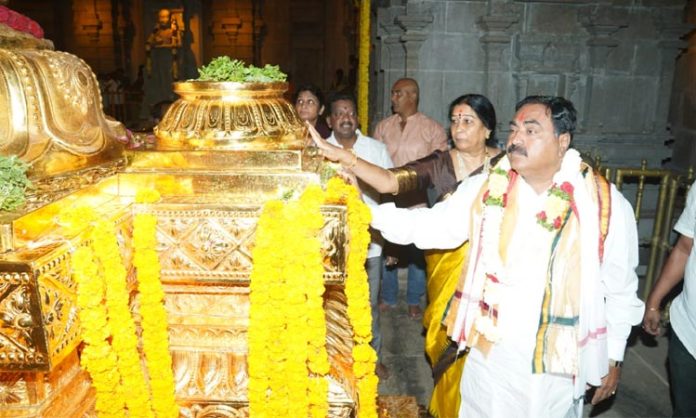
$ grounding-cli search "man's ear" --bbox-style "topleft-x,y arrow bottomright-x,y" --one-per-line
326,115 -> 332,129
558,132 -> 571,155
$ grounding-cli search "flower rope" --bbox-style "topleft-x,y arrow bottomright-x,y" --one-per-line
248,184 -> 329,417
71,207 -> 126,418
92,218 -> 154,417
324,177 -> 378,417
133,189 -> 179,418
249,178 -> 377,417
357,0 -> 371,132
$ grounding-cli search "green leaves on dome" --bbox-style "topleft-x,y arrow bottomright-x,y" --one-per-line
197,57 -> 287,83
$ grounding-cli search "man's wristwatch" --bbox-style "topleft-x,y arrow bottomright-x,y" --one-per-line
608,359 -> 623,368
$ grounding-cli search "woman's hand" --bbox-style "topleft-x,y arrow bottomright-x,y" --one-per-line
306,121 -> 348,163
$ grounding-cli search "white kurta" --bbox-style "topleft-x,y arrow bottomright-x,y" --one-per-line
371,156 -> 644,417
672,180 -> 696,360
458,180 -> 574,418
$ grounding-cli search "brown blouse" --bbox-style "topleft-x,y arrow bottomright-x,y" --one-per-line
390,150 -> 504,207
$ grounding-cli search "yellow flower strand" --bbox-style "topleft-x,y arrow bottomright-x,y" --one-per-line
133,190 -> 179,418
357,0 -> 371,132
324,177 -> 378,417
72,244 -> 126,418
91,219 -> 155,417
248,185 -> 330,417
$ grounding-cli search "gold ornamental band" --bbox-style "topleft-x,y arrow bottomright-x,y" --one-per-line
390,167 -> 419,195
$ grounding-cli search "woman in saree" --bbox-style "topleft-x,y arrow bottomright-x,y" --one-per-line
307,94 -> 502,417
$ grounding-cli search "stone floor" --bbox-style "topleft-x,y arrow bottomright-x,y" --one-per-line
376,272 -> 674,418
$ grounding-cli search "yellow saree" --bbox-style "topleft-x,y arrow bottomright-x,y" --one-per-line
424,242 -> 468,418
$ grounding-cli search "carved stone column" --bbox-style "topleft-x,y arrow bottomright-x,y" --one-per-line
374,7 -> 405,122
478,3 -> 519,109
654,14 -> 692,133
395,2 -> 433,76
579,8 -> 627,70
578,7 -> 627,134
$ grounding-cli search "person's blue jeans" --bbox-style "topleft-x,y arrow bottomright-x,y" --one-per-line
669,330 -> 696,417
366,256 -> 383,361
381,244 -> 426,306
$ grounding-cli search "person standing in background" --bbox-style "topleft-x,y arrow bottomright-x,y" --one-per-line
372,78 -> 448,319
643,180 -> 696,418
326,93 -> 394,379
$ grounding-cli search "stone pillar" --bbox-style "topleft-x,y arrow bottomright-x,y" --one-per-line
395,2 -> 433,76
478,3 -> 519,120
578,7 -> 627,133
654,14 -> 691,134
579,8 -> 627,69
374,6 -> 405,124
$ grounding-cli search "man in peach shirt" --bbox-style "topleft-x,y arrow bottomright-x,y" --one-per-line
373,78 -> 448,318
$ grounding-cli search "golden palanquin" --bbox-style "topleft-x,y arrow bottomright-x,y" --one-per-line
0,42 -> 362,417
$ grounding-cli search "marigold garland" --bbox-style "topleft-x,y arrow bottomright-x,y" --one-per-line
133,189 -> 179,418
70,178 -> 376,416
92,219 -> 154,417
357,0 -> 371,132
72,239 -> 126,418
70,199 -> 177,417
249,178 -> 377,417
324,177 -> 378,417
249,185 -> 329,417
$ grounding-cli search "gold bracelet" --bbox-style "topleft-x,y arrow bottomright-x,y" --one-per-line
344,148 -> 358,169
648,307 -> 660,312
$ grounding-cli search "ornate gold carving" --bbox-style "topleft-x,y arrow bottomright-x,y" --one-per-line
23,159 -> 127,214
179,404 -> 249,418
0,352 -> 94,415
0,48 -> 124,179
154,82 -> 306,152
144,205 -> 346,284
36,252 -> 79,369
0,272 -> 46,369
0,373 -> 28,405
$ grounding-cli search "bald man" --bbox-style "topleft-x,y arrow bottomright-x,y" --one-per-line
372,78 -> 448,319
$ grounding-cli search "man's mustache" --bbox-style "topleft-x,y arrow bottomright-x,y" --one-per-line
507,144 -> 527,156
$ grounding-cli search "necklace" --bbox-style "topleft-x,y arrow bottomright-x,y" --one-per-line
456,148 -> 490,181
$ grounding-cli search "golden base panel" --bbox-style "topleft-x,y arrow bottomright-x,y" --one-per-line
0,36 -> 407,417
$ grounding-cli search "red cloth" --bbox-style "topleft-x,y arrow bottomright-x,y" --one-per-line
0,6 -> 44,39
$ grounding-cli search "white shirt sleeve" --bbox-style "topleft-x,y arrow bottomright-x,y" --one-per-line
601,185 -> 646,360
370,173 -> 486,250
674,181 -> 696,238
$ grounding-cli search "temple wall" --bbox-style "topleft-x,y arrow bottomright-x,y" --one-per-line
373,0 -> 690,167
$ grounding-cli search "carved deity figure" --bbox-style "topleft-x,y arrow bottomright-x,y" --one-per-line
142,8 -> 182,120
145,8 -> 181,78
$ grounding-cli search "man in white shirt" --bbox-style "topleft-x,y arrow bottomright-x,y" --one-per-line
370,96 -> 644,417
643,181 -> 696,417
326,93 -> 394,378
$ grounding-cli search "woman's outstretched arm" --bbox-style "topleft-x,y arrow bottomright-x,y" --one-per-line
306,121 -> 398,194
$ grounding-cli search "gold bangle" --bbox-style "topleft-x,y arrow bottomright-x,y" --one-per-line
648,307 -> 660,312
344,148 -> 358,169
